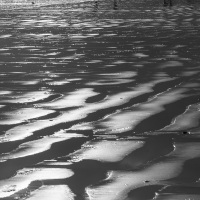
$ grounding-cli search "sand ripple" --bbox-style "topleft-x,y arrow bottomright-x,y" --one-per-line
0,0 -> 200,199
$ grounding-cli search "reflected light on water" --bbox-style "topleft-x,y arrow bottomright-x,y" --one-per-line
26,185 -> 75,200
0,168 -> 73,198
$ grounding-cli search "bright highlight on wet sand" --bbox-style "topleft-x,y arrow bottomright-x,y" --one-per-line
1,0 -> 200,199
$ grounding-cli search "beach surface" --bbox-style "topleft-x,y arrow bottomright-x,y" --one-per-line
1,0 -> 200,199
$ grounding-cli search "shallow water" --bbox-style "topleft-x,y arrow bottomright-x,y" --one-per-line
1,0 -> 200,199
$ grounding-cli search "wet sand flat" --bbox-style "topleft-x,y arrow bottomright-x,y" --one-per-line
1,0 -> 200,199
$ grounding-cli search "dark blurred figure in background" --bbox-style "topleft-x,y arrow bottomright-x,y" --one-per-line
164,0 -> 172,6
114,0 -> 118,10
94,0 -> 119,11
94,0 -> 99,11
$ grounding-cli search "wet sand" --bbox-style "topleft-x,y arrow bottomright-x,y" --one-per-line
1,0 -> 200,199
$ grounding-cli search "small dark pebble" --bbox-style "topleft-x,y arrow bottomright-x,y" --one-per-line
182,131 -> 189,135
32,2 -> 35,4
144,180 -> 150,183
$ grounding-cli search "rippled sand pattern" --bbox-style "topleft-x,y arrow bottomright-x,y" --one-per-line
1,0 -> 200,199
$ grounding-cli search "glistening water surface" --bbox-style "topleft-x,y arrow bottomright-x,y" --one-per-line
1,0 -> 200,199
